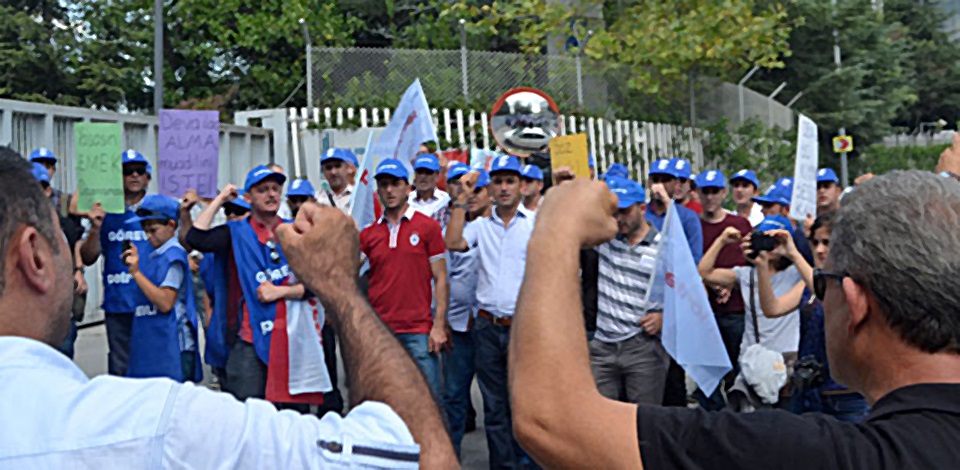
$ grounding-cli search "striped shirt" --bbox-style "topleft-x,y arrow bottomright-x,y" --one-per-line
594,226 -> 664,343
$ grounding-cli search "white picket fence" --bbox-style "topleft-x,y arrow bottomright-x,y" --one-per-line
237,107 -> 704,181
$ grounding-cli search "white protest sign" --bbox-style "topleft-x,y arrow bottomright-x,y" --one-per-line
790,114 -> 819,221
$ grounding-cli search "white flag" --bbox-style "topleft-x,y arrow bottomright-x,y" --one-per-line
368,79 -> 438,175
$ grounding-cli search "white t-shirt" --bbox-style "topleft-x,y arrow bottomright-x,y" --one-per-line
734,265 -> 802,354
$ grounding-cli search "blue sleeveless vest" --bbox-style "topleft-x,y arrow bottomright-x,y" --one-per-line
199,253 -> 230,369
99,209 -> 152,314
126,240 -> 202,382
228,219 -> 291,363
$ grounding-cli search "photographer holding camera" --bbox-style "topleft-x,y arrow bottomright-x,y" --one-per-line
753,212 -> 869,421
699,215 -> 805,409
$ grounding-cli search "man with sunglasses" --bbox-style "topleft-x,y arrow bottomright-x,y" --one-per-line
186,165 -> 323,407
78,149 -> 153,376
694,169 -> 753,410
510,171 -> 960,470
317,148 -> 357,213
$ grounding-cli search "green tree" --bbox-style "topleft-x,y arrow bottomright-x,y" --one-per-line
0,1 -> 81,105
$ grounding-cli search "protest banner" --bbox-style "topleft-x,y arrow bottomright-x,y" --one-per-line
158,110 -> 220,198
790,114 -> 819,221
549,133 -> 590,179
75,122 -> 124,213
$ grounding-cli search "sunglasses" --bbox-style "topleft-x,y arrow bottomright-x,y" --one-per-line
813,267 -> 849,301
650,175 -> 675,184
224,206 -> 248,217
123,166 -> 148,176
266,238 -> 281,264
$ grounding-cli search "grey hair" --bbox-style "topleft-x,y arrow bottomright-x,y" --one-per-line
831,170 -> 960,354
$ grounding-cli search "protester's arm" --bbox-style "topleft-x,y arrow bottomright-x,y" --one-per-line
178,190 -> 199,249
277,203 -> 457,468
444,171 -> 477,252
196,185 -> 236,230
125,246 -> 179,313
698,227 -> 741,288
79,203 -> 106,266
429,258 -> 450,353
510,178 -> 643,470
256,283 -> 306,304
755,260 -> 805,319
685,214 -> 704,264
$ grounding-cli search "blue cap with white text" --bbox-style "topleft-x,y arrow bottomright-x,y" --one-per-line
817,168 -> 840,184
694,169 -> 726,189
126,194 -> 180,224
605,176 -> 646,209
489,155 -> 522,175
29,148 -> 57,164
521,164 -> 544,181
730,169 -> 760,189
413,154 -> 441,172
244,165 -> 287,192
287,178 -> 316,198
375,158 -> 410,181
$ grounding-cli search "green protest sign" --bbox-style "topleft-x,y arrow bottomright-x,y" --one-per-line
75,123 -> 124,214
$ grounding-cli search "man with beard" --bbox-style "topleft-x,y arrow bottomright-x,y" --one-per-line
446,154 -> 539,469
317,148 -> 357,212
360,158 -> 449,398
78,150 -> 153,376
694,170 -> 752,410
186,166 -> 321,407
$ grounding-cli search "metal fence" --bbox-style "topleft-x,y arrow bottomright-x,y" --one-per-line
308,46 -> 795,130
0,98 -> 274,325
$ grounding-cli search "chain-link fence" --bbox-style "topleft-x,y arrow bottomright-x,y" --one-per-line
308,46 -> 795,130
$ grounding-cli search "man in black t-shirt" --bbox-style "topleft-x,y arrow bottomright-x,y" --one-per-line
510,171 -> 960,470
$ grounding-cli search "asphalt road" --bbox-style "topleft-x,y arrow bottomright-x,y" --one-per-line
73,324 -> 491,469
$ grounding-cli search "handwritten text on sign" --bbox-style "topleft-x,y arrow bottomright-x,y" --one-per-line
549,133 -> 590,179
789,114 -> 819,221
75,123 -> 124,214
158,110 -> 220,198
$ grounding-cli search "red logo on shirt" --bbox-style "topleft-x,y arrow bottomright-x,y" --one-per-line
665,272 -> 675,288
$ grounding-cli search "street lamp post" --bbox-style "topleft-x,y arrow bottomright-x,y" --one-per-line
767,82 -> 788,128
300,19 -> 313,112
153,0 -> 163,113
738,65 -> 760,124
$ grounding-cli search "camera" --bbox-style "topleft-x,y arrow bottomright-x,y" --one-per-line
792,355 -> 826,391
748,231 -> 777,258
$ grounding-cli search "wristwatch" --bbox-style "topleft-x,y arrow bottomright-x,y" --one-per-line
453,202 -> 469,211
74,266 -> 85,274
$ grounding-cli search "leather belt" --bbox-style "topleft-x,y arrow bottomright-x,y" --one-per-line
478,309 -> 512,327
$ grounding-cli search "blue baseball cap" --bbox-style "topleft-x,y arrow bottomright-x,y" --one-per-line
754,178 -> 793,206
671,158 -> 692,180
31,162 -> 51,185
817,168 -> 840,184
122,149 -> 148,166
413,154 -> 441,172
375,158 -> 410,181
321,148 -> 358,166
29,147 -> 57,164
126,194 -> 180,224
648,159 -> 675,177
730,169 -> 760,189
520,164 -> 544,181
489,155 -> 522,175
244,164 -> 287,192
287,178 -> 316,198
755,214 -> 794,234
605,163 -> 629,180
694,169 -> 726,189
224,195 -> 251,211
606,176 -> 646,209
446,162 -> 470,181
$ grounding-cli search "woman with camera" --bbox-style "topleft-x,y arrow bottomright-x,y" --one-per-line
699,215 -> 805,409
753,212 -> 870,422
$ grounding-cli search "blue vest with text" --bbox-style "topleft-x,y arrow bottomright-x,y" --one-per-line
199,253 -> 230,369
126,241 -> 202,382
228,219 -> 291,364
99,210 -> 152,313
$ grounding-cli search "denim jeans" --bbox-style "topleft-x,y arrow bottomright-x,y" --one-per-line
105,314 -> 133,376
443,330 -> 476,459
396,333 -> 441,399
791,390 -> 870,422
473,315 -> 539,469
57,320 -> 78,359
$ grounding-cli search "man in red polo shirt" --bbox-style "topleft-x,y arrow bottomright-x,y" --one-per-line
360,158 -> 449,398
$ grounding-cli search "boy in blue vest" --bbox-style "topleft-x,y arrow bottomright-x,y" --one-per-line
122,194 -> 202,382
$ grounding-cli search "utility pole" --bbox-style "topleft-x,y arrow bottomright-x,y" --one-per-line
153,0 -> 163,113
833,0 -> 849,187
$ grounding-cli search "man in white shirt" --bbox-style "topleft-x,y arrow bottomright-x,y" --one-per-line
317,148 -> 357,213
408,153 -> 451,228
0,150 -> 457,469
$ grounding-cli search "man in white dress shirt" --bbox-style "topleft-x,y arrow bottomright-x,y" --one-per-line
408,153 -> 451,228
0,149 -> 456,469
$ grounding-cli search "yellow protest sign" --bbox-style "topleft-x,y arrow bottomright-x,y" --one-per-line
549,133 -> 590,179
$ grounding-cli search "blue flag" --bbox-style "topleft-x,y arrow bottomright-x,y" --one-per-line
654,202 -> 732,397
